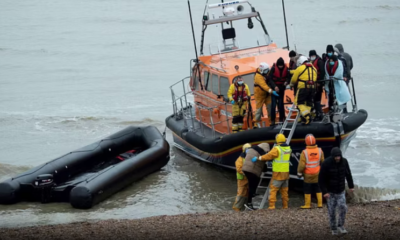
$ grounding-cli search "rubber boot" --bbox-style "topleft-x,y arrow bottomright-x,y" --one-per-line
300,194 -> 311,209
268,201 -> 275,210
317,192 -> 323,208
280,187 -> 289,209
282,200 -> 289,209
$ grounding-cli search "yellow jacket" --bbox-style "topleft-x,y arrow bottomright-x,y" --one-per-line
254,71 -> 272,97
290,63 -> 317,89
254,70 -> 272,108
235,156 -> 245,176
297,145 -> 325,183
227,83 -> 251,102
259,145 -> 290,181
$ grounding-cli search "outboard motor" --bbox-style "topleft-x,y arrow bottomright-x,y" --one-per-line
33,174 -> 54,203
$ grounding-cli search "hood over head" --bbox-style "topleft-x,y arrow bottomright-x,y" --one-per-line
331,147 -> 342,158
335,43 -> 344,53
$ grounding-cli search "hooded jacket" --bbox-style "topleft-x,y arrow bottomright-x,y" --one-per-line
335,44 -> 353,78
318,147 -> 354,194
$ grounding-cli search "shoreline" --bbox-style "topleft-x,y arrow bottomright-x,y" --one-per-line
1,199 -> 399,239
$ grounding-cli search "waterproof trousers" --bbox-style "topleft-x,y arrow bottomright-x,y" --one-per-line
327,191 -> 348,231
270,85 -> 286,123
232,103 -> 246,133
254,95 -> 271,127
268,177 -> 289,209
243,171 -> 260,204
232,178 -> 249,211
295,88 -> 314,124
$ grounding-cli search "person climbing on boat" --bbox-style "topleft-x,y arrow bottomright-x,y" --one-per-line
319,147 -> 354,235
297,134 -> 325,209
290,56 -> 317,125
242,142 -> 270,211
267,57 -> 290,126
252,134 -> 291,210
324,55 -> 351,115
309,50 -> 325,121
253,62 -> 278,128
227,76 -> 251,133
232,143 -> 252,211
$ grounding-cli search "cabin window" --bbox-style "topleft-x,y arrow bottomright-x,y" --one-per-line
204,71 -> 211,92
211,74 -> 219,95
220,77 -> 230,100
233,73 -> 255,95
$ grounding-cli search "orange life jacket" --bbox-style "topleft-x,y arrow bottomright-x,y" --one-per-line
303,148 -> 322,174
272,64 -> 288,85
232,84 -> 248,102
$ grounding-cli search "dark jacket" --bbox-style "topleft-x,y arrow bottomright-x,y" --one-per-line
319,147 -> 354,194
267,64 -> 291,89
312,55 -> 325,81
335,44 -> 353,78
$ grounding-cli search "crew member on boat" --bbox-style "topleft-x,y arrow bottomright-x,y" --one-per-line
227,76 -> 251,133
309,50 -> 325,121
253,62 -> 278,128
297,134 -> 325,209
267,57 -> 290,126
233,143 -> 251,211
290,56 -> 317,125
252,134 -> 291,210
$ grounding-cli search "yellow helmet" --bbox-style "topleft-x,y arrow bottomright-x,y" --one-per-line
242,143 -> 251,152
276,134 -> 286,144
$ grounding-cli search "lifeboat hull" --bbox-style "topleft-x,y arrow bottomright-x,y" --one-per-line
166,109 -> 368,179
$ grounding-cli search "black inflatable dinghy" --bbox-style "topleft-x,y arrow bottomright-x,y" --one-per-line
0,126 -> 170,209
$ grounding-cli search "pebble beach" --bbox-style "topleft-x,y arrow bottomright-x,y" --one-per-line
1,199 -> 399,240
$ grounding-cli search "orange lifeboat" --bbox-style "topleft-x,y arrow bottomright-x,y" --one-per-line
166,0 -> 367,179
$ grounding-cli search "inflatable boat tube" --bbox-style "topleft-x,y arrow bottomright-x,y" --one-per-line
0,126 -> 170,209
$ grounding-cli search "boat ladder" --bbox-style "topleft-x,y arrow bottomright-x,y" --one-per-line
254,104 -> 299,210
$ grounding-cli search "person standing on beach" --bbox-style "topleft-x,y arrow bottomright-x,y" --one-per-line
252,134 -> 291,210
242,143 -> 270,211
232,143 -> 251,211
319,147 -> 354,235
297,134 -> 324,209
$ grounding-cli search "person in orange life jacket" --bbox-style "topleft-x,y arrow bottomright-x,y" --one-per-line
227,76 -> 251,133
252,134 -> 292,210
253,63 -> 279,128
297,134 -> 325,209
267,57 -> 290,126
233,143 -> 252,211
319,147 -> 354,235
309,50 -> 326,121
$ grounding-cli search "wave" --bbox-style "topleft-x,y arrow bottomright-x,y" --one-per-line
0,164 -> 31,182
338,18 -> 380,25
376,5 -> 400,10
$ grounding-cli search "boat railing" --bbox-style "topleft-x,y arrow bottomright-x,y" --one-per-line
170,75 -> 233,137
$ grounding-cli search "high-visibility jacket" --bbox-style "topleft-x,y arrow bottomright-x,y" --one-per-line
272,146 -> 292,173
303,147 -> 322,175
